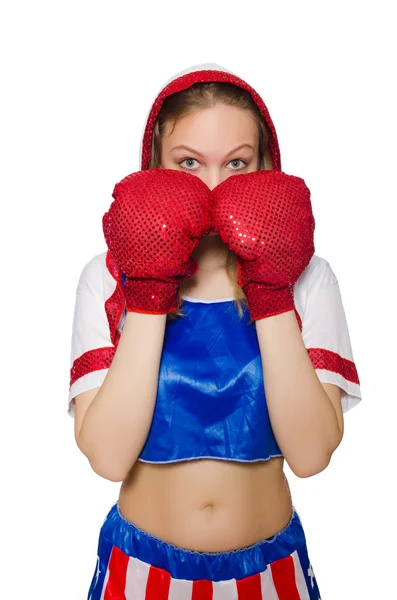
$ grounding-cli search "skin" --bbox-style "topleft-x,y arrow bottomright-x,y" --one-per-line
121,105 -> 295,550
74,102 -> 342,556
160,103 -> 260,296
116,102 -> 342,551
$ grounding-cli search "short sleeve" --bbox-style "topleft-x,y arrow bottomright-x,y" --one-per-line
299,257 -> 362,414
67,253 -> 119,418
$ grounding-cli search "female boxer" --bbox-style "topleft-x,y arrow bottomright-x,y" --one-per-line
68,63 -> 362,599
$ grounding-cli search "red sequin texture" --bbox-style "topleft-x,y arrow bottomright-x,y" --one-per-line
105,250 -> 125,346
307,348 -> 360,385
102,169 -> 213,315
294,307 -> 303,332
212,170 -> 315,321
69,347 -> 116,389
140,70 -> 282,173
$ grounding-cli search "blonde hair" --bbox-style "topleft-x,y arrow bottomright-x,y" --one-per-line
148,82 -> 273,322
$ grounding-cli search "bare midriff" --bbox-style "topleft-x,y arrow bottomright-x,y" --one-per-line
118,456 -> 294,553
119,286 -> 293,553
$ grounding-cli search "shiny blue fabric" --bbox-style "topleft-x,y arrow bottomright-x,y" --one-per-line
137,297 -> 283,464
89,501 -> 314,585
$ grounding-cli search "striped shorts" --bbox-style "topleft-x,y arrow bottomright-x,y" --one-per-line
88,501 -> 322,599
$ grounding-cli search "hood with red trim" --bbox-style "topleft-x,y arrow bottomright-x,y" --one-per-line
139,62 -> 281,172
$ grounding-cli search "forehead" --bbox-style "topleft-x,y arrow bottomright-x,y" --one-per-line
162,104 -> 258,152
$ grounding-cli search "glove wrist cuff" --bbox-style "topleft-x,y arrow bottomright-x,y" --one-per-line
124,278 -> 182,315
243,283 -> 296,321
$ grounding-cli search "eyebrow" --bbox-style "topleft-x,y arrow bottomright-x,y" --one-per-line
170,143 -> 255,157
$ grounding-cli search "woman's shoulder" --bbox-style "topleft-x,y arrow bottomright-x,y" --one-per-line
294,253 -> 362,413
296,253 -> 337,288
77,251 -> 338,312
76,250 -> 119,300
293,253 -> 338,316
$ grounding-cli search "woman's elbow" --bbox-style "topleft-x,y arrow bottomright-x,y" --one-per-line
288,452 -> 332,479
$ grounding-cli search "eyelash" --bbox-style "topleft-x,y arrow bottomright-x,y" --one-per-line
179,158 -> 248,171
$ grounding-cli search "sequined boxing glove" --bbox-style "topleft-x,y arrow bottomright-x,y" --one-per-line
211,170 -> 315,321
102,168 -> 213,314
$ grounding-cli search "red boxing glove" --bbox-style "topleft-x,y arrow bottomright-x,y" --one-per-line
212,170 -> 315,321
102,168 -> 213,314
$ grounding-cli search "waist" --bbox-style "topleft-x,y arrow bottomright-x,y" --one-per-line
118,456 -> 293,552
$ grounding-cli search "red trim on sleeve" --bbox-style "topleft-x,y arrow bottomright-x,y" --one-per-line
307,347 -> 360,385
69,346 -> 116,388
69,251 -> 126,390
294,306 -> 302,332
105,250 -> 125,347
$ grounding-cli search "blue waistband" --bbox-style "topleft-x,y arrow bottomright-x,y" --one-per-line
97,501 -> 308,582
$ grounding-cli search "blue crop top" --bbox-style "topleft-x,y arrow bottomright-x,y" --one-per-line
137,295 -> 283,464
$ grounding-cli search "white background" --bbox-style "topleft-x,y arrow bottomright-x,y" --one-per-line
1,1 -> 395,598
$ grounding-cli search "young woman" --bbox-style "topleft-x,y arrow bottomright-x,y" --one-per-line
68,63 -> 362,599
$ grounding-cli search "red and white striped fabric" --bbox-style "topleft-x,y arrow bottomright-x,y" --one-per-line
91,546 -> 320,600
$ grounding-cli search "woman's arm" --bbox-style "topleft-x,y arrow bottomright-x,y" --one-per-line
77,311 -> 167,482
256,309 -> 343,479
